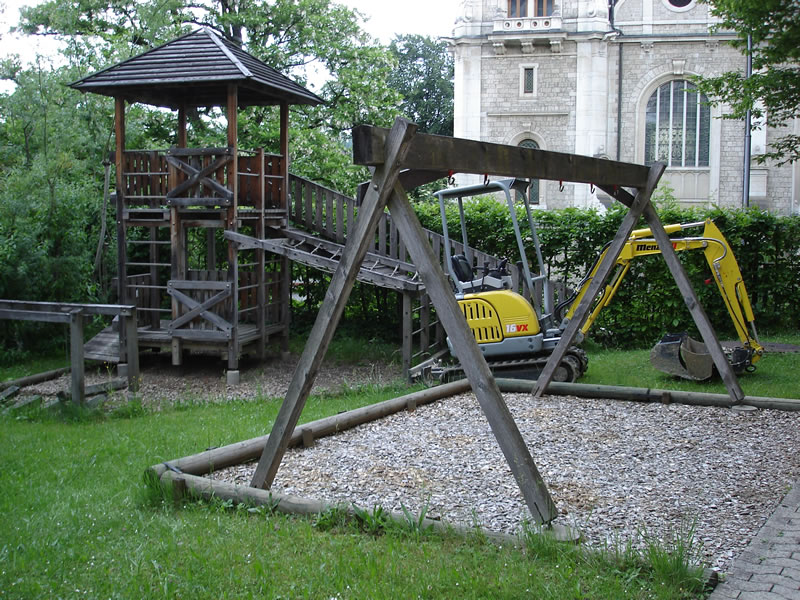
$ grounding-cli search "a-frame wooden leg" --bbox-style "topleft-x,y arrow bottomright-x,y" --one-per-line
387,182 -> 557,524
531,164 -> 665,399
249,118 -> 418,490
640,203 -> 745,403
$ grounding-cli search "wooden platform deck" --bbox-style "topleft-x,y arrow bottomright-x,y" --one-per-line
85,321 -> 278,363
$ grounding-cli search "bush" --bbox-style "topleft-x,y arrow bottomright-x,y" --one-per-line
415,196 -> 800,348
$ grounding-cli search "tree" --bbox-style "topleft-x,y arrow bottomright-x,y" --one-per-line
387,34 -> 454,136
16,0 -> 403,194
695,0 -> 800,165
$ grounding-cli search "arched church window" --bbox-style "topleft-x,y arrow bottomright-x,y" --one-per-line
644,80 -> 710,167
518,139 -> 540,205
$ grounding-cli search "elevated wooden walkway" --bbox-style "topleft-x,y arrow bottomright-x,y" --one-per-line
85,168 -> 506,375
225,227 -> 424,293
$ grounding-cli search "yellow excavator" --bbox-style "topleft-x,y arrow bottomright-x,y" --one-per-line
432,178 -> 763,382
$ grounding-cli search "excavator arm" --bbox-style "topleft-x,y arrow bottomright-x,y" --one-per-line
559,219 -> 763,379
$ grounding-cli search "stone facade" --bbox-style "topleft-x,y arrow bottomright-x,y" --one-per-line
448,0 -> 799,214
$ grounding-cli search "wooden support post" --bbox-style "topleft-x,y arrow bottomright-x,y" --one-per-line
114,97 -> 127,305
420,292 -> 430,357
279,101 -> 289,212
169,200 -> 183,365
124,307 -> 139,392
402,292 -> 412,380
595,183 -> 745,404
386,181 -> 557,525
69,309 -> 85,405
149,228 -> 160,329
227,84 -> 240,371
531,164 -> 665,399
177,105 -> 187,149
249,118 -> 418,490
280,255 -> 291,356
256,148 -> 267,360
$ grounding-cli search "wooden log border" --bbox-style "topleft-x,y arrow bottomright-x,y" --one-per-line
146,377 -> 799,545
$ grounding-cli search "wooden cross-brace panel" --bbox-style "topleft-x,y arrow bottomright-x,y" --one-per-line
249,118 -> 744,529
165,148 -> 234,206
167,280 -> 233,340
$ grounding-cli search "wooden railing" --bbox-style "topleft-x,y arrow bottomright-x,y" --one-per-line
0,300 -> 139,404
119,148 -> 285,210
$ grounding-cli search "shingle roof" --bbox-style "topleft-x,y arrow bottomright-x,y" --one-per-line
70,28 -> 323,109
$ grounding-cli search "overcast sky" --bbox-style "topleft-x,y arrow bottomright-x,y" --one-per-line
0,0 -> 462,63
338,0 -> 462,43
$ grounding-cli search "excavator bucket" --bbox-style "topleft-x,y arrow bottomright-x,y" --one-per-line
650,332 -> 714,381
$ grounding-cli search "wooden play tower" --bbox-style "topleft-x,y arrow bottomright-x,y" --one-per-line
71,29 -> 323,379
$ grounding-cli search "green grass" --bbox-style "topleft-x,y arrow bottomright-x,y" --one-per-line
1,379 -> 710,599
580,331 -> 800,399
0,354 -> 70,382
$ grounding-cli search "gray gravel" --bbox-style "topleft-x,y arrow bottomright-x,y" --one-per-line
216,391 -> 800,572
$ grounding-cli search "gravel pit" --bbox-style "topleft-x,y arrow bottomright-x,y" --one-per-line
214,391 -> 800,571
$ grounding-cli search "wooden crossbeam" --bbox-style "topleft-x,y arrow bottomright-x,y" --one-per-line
352,125 -> 651,188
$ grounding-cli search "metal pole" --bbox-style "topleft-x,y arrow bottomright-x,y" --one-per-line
742,34 -> 752,208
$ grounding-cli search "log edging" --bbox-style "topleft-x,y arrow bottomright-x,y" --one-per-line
146,377 -> 799,543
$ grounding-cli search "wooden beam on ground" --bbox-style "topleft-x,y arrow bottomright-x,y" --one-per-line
352,125 -> 651,189
386,181 -> 557,525
249,118 -> 419,490
531,163 -> 665,399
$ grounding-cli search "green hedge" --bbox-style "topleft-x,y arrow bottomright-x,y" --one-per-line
415,197 -> 800,348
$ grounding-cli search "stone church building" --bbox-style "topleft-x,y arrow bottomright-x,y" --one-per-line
447,0 -> 799,214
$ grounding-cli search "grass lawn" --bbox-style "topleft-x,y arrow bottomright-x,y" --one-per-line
580,331 -> 800,399
1,367 -> 711,599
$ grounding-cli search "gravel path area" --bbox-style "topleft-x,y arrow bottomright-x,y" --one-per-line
22,353 -> 403,409
215,391 -> 800,572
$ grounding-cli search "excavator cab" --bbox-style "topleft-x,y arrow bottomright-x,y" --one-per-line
431,178 -> 589,382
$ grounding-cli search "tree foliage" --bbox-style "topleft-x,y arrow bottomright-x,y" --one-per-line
0,0 -> 404,357
387,34 -> 454,136
16,0 -> 402,194
695,0 -> 800,165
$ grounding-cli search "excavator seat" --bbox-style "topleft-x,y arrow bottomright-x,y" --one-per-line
451,254 -> 474,282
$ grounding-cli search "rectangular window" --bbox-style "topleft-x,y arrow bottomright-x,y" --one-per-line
524,68 -> 535,93
532,0 -> 554,17
645,79 -> 710,168
520,65 -> 538,97
509,0 -> 528,17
